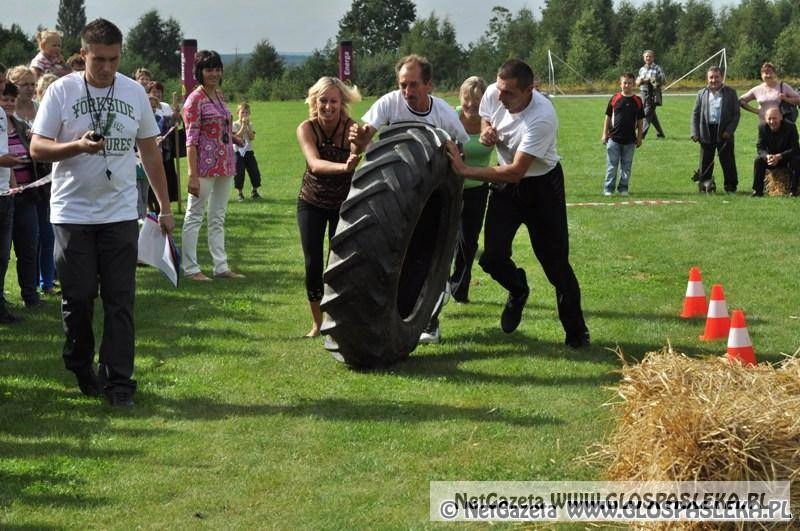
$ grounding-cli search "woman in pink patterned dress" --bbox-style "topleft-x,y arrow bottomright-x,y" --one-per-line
181,50 -> 244,281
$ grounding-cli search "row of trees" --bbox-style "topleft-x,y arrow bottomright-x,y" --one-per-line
223,0 -> 800,100
3,0 -> 800,102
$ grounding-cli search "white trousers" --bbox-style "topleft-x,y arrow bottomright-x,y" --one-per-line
181,175 -> 234,276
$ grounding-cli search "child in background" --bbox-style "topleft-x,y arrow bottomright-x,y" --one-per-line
233,102 -> 262,201
135,94 -> 165,220
30,30 -> 69,78
35,74 -> 59,102
601,72 -> 644,196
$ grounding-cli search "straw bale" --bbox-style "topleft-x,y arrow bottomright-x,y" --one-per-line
587,349 -> 800,530
765,167 -> 791,197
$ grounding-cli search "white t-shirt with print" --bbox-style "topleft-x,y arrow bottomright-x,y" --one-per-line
0,109 -> 10,193
362,90 -> 469,144
33,71 -> 159,224
479,83 -> 561,177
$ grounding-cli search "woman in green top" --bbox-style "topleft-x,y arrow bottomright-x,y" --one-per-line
449,76 -> 493,303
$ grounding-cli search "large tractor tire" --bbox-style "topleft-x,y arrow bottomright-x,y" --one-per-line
320,122 -> 463,368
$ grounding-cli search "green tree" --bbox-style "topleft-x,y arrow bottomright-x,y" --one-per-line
356,50 -> 400,96
247,39 -> 285,83
0,23 -> 37,67
56,0 -> 86,54
722,0 -> 778,78
337,0 -> 416,57
466,7 -> 537,82
668,0 -> 721,82
567,6 -> 612,82
771,21 -> 800,77
400,13 -> 464,90
125,10 -> 183,78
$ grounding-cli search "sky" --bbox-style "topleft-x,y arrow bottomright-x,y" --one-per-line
7,0 -> 737,55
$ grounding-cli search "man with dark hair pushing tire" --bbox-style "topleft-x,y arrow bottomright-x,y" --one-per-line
350,54 -> 469,345
446,59 -> 590,348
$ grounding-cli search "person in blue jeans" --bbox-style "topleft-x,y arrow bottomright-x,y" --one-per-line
602,73 -> 643,196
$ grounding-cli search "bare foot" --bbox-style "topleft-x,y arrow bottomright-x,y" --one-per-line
305,327 -> 320,338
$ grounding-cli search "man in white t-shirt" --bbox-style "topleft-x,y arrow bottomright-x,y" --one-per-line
350,54 -> 469,147
30,18 -> 175,406
446,59 -> 589,348
349,54 -> 469,345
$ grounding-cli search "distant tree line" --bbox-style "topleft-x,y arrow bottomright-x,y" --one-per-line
3,0 -> 800,102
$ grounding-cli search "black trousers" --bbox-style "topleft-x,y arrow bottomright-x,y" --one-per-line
235,151 -> 262,191
297,198 -> 339,302
479,164 -> 588,339
642,94 -> 664,138
53,221 -> 138,392
449,184 -> 489,301
699,126 -> 738,192
752,155 -> 800,194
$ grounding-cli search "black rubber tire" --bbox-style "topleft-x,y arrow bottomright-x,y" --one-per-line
320,122 -> 463,368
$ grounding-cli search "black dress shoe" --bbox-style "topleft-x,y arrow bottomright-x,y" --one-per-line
565,331 -> 591,349
105,389 -> 134,407
751,191 -> 763,197
501,269 -> 529,333
75,368 -> 100,397
0,310 -> 22,324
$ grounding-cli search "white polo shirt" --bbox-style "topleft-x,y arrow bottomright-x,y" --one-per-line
362,90 -> 469,144
480,83 -> 561,177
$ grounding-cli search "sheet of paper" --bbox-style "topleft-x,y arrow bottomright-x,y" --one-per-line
137,215 -> 180,288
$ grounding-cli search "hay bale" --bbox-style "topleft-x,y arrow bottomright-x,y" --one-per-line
765,167 -> 791,196
588,349 -> 800,530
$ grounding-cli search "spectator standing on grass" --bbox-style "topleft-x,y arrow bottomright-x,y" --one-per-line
6,66 -> 57,297
739,63 -> 800,124
145,81 -> 180,212
445,59 -> 590,348
691,66 -> 740,194
30,30 -> 70,78
0,65 -> 24,325
35,74 -> 59,103
601,72 -> 643,197
636,49 -> 666,140
233,102 -> 263,202
296,77 -> 362,337
448,76 -> 493,304
349,54 -> 469,345
751,107 -> 800,197
30,18 -> 175,406
181,50 -> 245,281
2,83 -> 45,308
133,68 -> 152,88
66,54 -> 85,72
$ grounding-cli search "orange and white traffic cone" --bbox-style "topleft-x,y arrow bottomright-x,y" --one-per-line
680,266 -> 707,318
699,284 -> 730,341
726,309 -> 756,366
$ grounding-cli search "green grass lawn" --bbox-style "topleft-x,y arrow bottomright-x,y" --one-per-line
2,93 -> 799,529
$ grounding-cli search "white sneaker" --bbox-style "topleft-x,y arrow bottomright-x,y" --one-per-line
619,190 -> 629,197
419,325 -> 441,344
603,191 -> 613,196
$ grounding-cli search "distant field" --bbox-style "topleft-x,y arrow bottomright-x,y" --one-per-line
2,94 -> 798,528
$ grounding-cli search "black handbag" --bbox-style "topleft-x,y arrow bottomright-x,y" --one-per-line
779,82 -> 798,123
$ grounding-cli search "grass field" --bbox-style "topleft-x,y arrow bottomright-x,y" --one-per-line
2,92 -> 799,529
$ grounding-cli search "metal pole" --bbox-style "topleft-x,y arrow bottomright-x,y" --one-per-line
172,91 -> 182,214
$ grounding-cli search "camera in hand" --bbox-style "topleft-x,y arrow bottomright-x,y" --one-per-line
89,132 -> 104,142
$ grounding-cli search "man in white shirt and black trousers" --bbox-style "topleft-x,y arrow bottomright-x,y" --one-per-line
31,18 -> 175,406
350,54 -> 469,345
446,59 -> 589,348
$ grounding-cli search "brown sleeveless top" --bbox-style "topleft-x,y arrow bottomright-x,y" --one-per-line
299,117 -> 355,209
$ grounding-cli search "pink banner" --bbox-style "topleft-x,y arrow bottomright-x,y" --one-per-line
339,41 -> 353,83
180,39 -> 197,97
